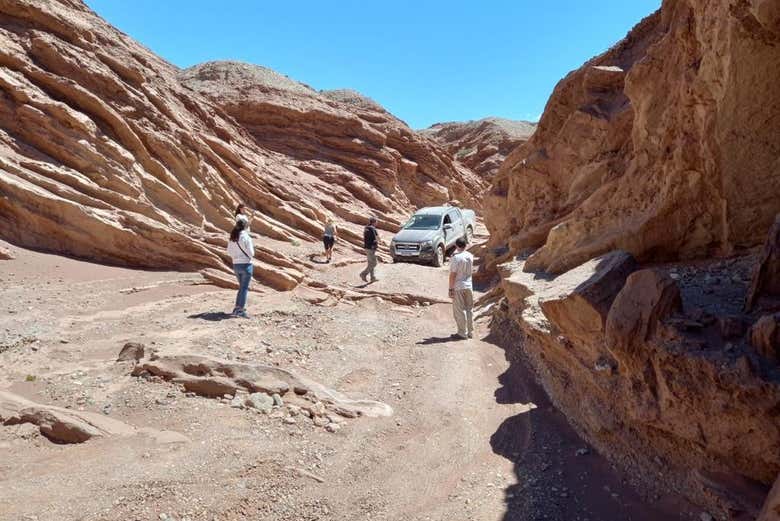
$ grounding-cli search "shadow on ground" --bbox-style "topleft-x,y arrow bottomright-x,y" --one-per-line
416,334 -> 466,345
484,328 -> 693,521
187,312 -> 235,322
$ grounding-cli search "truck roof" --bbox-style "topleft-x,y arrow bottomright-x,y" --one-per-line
414,206 -> 457,216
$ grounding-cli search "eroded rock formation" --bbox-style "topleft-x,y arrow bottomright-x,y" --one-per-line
0,390 -> 187,444
0,0 -> 482,290
487,0 -> 780,517
484,0 -> 780,275
421,117 -> 536,179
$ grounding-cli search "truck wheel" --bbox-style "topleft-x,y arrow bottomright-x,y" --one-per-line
432,245 -> 445,267
465,226 -> 474,243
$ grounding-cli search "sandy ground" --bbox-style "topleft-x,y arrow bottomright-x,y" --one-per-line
0,240 -> 694,521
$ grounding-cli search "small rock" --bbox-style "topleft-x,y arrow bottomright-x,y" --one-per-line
283,417 -> 297,425
325,422 -> 341,433
576,448 -> 590,456
272,393 -> 283,407
229,395 -> 244,409
246,392 -> 274,414
117,342 -> 145,362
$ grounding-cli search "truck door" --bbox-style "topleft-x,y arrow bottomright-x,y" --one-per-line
447,209 -> 464,246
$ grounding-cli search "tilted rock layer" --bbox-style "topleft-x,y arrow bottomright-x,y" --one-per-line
484,0 -> 780,274
0,0 -> 483,289
421,117 -> 536,179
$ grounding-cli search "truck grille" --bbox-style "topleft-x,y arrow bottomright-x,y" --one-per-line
395,243 -> 420,253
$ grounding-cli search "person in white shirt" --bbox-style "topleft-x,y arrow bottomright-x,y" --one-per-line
226,218 -> 254,318
448,237 -> 474,339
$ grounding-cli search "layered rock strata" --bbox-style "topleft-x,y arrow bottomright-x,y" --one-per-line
0,0 -> 482,290
421,117 -> 536,179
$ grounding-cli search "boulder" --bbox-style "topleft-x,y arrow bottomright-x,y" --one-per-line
746,215 -> 780,311
539,250 -> 636,344
0,246 -> 13,260
750,313 -> 780,363
605,269 -> 682,359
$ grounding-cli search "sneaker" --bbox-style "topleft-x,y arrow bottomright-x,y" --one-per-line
360,273 -> 368,282
453,333 -> 468,340
235,310 -> 250,319
467,332 -> 474,339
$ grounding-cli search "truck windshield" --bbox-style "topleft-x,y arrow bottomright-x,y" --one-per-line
403,214 -> 441,230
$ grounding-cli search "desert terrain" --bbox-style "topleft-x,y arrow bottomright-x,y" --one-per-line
1,0 -> 780,519
0,238 -> 691,521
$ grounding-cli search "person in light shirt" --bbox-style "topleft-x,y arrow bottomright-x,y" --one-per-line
226,218 -> 254,318
448,237 -> 474,339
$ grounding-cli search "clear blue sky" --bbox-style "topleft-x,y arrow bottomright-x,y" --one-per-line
85,0 -> 660,129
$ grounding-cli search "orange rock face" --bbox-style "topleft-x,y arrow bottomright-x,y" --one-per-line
487,0 -> 780,516
421,117 -> 536,179
484,0 -> 780,274
0,1 -> 482,289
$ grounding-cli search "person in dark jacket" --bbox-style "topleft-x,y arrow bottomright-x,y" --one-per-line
360,216 -> 380,283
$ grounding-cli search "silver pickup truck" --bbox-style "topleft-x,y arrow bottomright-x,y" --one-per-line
390,206 -> 476,266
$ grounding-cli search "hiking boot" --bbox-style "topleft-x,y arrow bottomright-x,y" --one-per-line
360,273 -> 368,282
453,333 -> 468,340
234,310 -> 249,319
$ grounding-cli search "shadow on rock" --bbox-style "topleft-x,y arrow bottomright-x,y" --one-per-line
484,329 -> 692,521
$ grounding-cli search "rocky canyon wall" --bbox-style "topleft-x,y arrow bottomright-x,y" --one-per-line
0,0 -> 483,289
487,0 -> 780,518
484,0 -> 780,274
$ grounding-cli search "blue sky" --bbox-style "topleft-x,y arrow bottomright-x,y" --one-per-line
85,1 -> 660,129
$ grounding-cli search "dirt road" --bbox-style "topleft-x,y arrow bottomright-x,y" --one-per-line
0,241 -> 692,520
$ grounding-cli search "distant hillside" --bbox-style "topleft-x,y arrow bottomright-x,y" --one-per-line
421,117 -> 536,178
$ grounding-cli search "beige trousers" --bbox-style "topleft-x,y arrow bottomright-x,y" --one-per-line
452,289 -> 474,337
360,249 -> 378,281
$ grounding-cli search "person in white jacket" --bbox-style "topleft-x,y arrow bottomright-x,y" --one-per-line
226,218 -> 254,318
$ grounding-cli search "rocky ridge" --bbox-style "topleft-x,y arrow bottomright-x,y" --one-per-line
421,117 -> 536,179
486,0 -> 780,518
0,0 -> 483,290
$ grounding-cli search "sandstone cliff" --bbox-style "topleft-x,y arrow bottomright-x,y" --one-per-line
484,0 -> 780,274
421,117 -> 536,179
0,0 -> 483,290
487,0 -> 780,517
